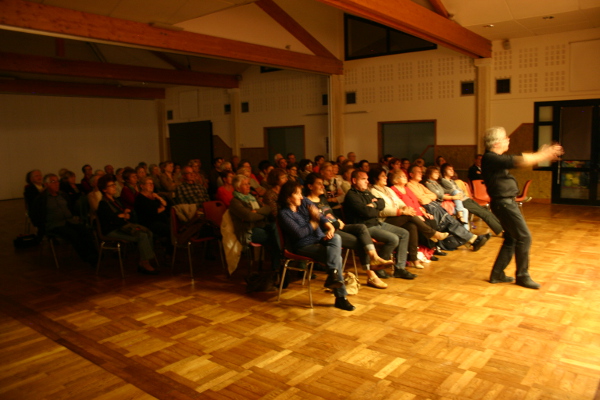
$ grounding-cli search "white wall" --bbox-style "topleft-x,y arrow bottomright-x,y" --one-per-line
0,94 -> 160,200
166,28 -> 600,166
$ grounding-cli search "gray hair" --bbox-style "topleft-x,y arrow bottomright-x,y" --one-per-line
232,174 -> 249,191
484,126 -> 507,151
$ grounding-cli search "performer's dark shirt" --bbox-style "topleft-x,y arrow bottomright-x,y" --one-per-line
481,151 -> 520,199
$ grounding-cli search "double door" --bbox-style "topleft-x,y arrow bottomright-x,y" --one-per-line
535,99 -> 600,206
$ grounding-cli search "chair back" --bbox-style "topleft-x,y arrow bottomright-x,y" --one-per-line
516,180 -> 532,201
203,200 -> 227,228
471,180 -> 491,205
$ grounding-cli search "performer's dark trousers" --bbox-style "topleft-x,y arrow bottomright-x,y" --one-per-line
489,198 -> 532,279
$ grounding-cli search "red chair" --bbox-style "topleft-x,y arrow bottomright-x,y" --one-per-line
516,180 -> 533,213
471,180 -> 491,209
276,222 -> 319,308
170,207 -> 224,279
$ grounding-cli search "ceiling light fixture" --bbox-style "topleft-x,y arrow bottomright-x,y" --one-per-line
483,24 -> 494,28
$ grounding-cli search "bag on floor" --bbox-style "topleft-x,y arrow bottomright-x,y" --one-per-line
343,271 -> 361,295
438,234 -> 462,250
13,233 -> 39,249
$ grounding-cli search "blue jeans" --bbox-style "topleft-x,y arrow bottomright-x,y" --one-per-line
490,198 -> 531,279
367,222 -> 409,270
108,228 -> 155,261
295,233 -> 347,298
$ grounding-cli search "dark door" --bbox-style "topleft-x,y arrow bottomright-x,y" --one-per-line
168,120 -> 213,176
535,100 -> 600,206
379,120 -> 436,164
265,126 -> 305,162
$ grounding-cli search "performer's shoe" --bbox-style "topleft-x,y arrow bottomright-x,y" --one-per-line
516,276 -> 541,289
334,297 -> 356,311
489,274 -> 514,284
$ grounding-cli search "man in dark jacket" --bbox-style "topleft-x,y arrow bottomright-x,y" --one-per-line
343,170 -> 415,280
30,174 -> 97,266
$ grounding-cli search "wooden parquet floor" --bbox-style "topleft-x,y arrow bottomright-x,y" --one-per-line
1,199 -> 599,400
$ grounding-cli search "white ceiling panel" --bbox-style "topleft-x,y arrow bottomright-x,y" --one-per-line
505,0 -> 580,19
444,0 -> 514,26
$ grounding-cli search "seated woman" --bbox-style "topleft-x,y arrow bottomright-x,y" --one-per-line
262,168 -> 288,219
339,165 -> 354,194
215,170 -> 235,207
256,160 -> 273,186
319,162 -> 345,220
423,166 -> 468,227
304,173 -> 392,289
120,167 -> 139,210
297,159 -> 313,182
158,160 -> 178,200
87,174 -> 104,216
369,168 -> 448,269
96,175 -> 158,274
278,180 -> 355,311
134,176 -> 171,252
286,163 -> 302,185
59,170 -> 84,213
440,163 -> 503,236
229,174 -> 279,270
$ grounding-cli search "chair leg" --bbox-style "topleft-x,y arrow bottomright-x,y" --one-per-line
96,242 -> 104,275
277,260 -> 292,302
116,243 -> 125,279
217,240 -> 226,272
49,237 -> 59,269
187,242 -> 194,280
307,262 -> 314,309
171,244 -> 177,272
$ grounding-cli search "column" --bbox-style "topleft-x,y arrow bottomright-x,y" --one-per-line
474,58 -> 492,154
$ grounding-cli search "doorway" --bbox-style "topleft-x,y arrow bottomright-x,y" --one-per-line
379,120 -> 436,164
168,120 -> 213,176
534,99 -> 600,206
265,126 -> 305,163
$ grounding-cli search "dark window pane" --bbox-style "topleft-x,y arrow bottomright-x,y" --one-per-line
346,18 -> 387,59
389,30 -> 436,54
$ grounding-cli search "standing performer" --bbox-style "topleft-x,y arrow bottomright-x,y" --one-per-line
482,126 -> 563,289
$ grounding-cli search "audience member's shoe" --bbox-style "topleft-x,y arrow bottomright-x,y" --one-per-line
370,257 -> 394,270
393,268 -> 416,280
334,297 -> 356,311
375,269 -> 390,279
137,266 -> 159,275
324,270 -> 344,289
434,248 -> 447,256
407,260 -> 425,269
430,256 -> 439,261
489,274 -> 515,284
433,231 -> 449,241
471,235 -> 490,252
367,277 -> 388,289
516,276 -> 541,289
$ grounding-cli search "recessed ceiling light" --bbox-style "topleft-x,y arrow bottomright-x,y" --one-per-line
483,24 -> 494,28
542,16 -> 554,20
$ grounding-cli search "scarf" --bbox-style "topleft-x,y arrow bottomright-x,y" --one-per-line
233,191 -> 260,210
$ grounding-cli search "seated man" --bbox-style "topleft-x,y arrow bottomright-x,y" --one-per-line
29,174 -> 98,265
406,165 -> 490,251
468,154 -> 483,182
175,166 -> 210,209
343,170 -> 415,280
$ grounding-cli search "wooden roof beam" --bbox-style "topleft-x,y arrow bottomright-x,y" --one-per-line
0,79 -> 165,99
314,0 -> 491,58
0,52 -> 240,88
0,0 -> 343,75
428,0 -> 450,19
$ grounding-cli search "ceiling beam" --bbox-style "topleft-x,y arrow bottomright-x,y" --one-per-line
255,0 -> 337,59
0,79 -> 165,99
0,0 -> 343,75
0,52 -> 240,88
428,0 -> 450,19
314,0 -> 491,58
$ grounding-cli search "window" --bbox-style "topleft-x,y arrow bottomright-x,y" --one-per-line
496,78 -> 511,94
346,92 -> 356,104
461,81 -> 475,96
345,14 -> 436,60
